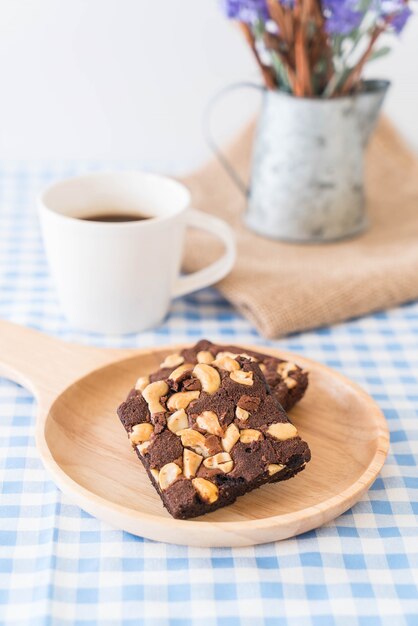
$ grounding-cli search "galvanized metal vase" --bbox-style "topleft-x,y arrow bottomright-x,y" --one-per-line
207,80 -> 389,243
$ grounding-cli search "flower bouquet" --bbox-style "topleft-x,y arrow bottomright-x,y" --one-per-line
223,0 -> 413,96
215,1 -> 413,242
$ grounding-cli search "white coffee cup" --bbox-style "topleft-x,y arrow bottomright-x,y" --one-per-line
38,171 -> 235,333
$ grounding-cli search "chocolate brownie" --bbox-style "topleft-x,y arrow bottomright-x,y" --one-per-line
149,339 -> 308,411
117,348 -> 311,519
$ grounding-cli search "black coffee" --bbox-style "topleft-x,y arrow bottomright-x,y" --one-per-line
81,213 -> 151,223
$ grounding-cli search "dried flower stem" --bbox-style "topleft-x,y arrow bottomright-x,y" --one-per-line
284,11 -> 294,46
263,31 -> 297,91
293,0 -> 313,96
237,22 -> 276,90
340,25 -> 385,94
294,26 -> 312,96
265,0 -> 299,91
266,0 -> 289,43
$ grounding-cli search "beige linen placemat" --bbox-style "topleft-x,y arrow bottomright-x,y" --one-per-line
181,118 -> 418,339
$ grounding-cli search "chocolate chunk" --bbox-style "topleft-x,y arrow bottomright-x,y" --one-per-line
117,393 -> 149,432
188,388 -> 235,426
237,395 -> 261,413
152,412 -> 166,434
149,368 -> 172,383
204,434 -> 223,456
182,377 -> 202,392
146,430 -> 183,471
163,479 -> 200,519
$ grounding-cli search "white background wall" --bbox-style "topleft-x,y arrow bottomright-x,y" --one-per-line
0,0 -> 417,172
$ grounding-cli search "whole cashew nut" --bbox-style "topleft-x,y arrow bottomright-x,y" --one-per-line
142,380 -> 169,414
192,364 -> 221,394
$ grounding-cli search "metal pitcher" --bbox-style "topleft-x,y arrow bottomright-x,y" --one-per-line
206,80 -> 389,243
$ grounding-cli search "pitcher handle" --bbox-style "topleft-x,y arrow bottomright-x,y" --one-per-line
203,82 -> 265,198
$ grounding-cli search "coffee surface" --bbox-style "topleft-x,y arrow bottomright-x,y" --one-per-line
81,213 -> 150,223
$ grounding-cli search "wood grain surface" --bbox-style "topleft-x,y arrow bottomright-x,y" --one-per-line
0,320 -> 389,547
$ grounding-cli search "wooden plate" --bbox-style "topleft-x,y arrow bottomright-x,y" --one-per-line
0,321 -> 389,547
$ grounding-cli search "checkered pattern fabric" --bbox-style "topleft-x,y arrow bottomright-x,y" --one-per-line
0,163 -> 417,626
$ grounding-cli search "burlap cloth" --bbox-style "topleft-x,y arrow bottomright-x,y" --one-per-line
181,118 -> 418,339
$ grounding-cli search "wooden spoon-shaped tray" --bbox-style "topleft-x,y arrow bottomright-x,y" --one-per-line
0,320 -> 389,547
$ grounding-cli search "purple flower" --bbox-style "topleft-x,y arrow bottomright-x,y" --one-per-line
391,5 -> 413,31
222,0 -> 269,23
222,0 -> 413,35
322,0 -> 364,35
378,1 -> 413,33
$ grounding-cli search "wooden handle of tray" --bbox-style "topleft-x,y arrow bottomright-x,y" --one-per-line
0,319 -> 131,405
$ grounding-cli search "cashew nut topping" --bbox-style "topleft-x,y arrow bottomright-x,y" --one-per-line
284,377 -> 297,389
267,422 -> 298,440
129,422 -> 154,446
167,390 -> 200,411
195,411 -> 223,436
135,376 -> 150,392
192,364 -> 221,394
212,355 -> 240,372
238,352 -> 257,362
150,468 -> 160,482
158,462 -> 182,490
230,370 -> 254,386
136,440 -> 151,455
239,429 -> 263,443
277,361 -> 297,377
168,363 -> 193,381
142,380 -> 169,414
180,428 -> 211,457
268,463 -> 285,476
259,363 -> 266,373
183,449 -> 203,478
216,351 -> 239,360
167,408 -> 189,434
159,353 -> 184,369
222,423 -> 240,453
197,350 -> 214,364
203,452 -> 233,473
235,406 -> 249,421
216,351 -> 256,362
192,477 -> 219,503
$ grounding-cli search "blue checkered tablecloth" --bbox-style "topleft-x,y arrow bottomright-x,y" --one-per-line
0,162 -> 417,626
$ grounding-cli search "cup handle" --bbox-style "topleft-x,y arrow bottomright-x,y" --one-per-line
173,208 -> 236,298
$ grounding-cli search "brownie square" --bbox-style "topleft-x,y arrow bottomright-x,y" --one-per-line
117,343 -> 311,519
